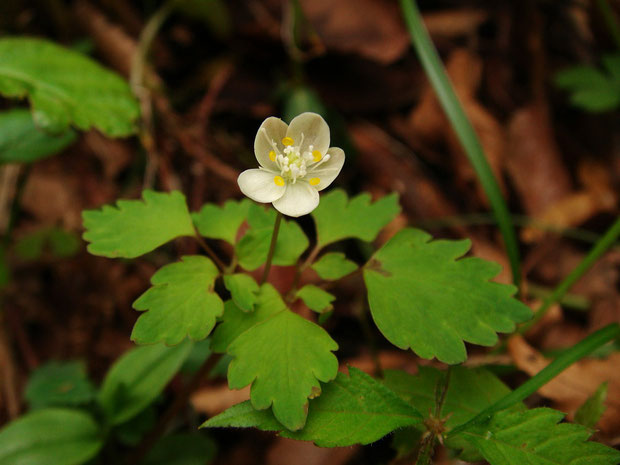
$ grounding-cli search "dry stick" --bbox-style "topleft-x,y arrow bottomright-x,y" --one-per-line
127,352 -> 222,464
129,0 -> 176,190
261,212 -> 283,284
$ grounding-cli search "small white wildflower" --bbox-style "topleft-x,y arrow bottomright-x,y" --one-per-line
237,112 -> 345,217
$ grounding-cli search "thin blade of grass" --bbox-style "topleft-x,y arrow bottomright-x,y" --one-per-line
399,0 -> 521,286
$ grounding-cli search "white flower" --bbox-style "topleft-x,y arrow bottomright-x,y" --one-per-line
237,112 -> 345,217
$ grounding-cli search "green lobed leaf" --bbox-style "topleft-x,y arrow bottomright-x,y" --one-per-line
236,203 -> 309,270
98,341 -> 192,425
554,56 -> 620,112
203,367 -> 422,447
364,228 -> 531,364
575,382 -> 608,430
311,190 -> 400,248
226,309 -> 339,431
132,255 -> 223,345
0,108 -> 76,164
296,285 -> 335,313
311,252 -> 358,280
192,199 -> 251,245
25,361 -> 95,410
211,284 -> 286,353
0,408 -> 103,465
82,190 -> 195,259
144,433 -> 216,465
0,38 -> 139,136
459,408 -> 620,465
223,273 -> 260,312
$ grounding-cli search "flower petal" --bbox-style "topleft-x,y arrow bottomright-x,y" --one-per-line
305,147 -> 345,191
254,117 -> 288,170
272,181 -> 320,217
286,112 -> 329,156
238,169 -> 286,203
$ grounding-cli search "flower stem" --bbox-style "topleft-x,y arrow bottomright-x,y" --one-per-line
261,211 -> 283,284
193,229 -> 227,272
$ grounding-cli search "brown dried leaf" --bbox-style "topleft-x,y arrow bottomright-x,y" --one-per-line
299,0 -> 409,64
410,48 -> 483,141
508,335 -> 620,434
349,121 -> 459,221
506,104 -> 573,215
423,9 -> 488,39
190,384 -> 250,416
267,438 -> 356,465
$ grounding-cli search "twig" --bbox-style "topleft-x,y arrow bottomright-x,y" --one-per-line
127,352 -> 221,464
0,317 -> 20,419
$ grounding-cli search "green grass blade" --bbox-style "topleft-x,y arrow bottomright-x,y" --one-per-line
448,323 -> 620,438
521,216 -> 620,333
399,0 -> 521,286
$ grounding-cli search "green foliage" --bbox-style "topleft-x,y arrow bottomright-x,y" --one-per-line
175,0 -> 232,40
114,406 -> 156,446
0,408 -> 103,465
383,366 -> 521,460
144,433 -> 216,465
236,203 -> 309,270
575,382 -> 608,429
0,109 -> 76,164
364,228 -> 531,363
227,309 -> 339,430
181,338 -> 213,374
283,86 -> 327,124
132,255 -> 223,345
460,408 -> 620,465
83,190 -> 195,258
555,55 -> 620,112
0,38 -> 139,136
192,199 -> 251,245
296,285 -> 335,313
311,190 -> 400,248
383,366 -> 517,430
311,252 -> 357,280
15,227 -> 80,261
204,367 -> 422,447
98,341 -> 192,425
223,273 -> 259,312
24,361 -> 95,410
211,285 -> 286,353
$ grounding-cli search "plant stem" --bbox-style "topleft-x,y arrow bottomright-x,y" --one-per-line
261,211 -> 283,284
596,0 -> 620,50
193,230 -> 227,272
127,352 -> 221,464
399,0 -> 521,287
520,216 -> 620,333
447,323 -> 620,438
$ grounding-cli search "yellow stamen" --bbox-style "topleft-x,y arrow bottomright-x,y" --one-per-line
274,176 -> 285,186
309,177 -> 320,186
269,150 -> 276,161
282,137 -> 294,146
312,150 -> 322,162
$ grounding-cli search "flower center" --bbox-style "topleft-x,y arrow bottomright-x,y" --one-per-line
267,134 -> 330,185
